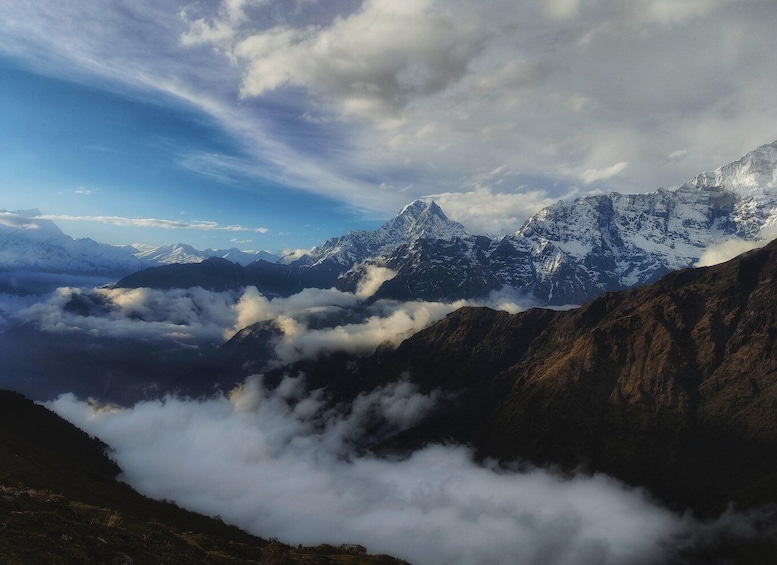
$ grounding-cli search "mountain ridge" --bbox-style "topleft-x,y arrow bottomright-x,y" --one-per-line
261,237 -> 777,517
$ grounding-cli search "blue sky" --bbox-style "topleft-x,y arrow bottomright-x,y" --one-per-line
1,0 -> 777,252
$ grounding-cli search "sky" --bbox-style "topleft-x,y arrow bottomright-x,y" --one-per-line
1,0 -> 777,253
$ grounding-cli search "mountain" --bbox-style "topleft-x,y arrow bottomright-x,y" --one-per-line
117,200 -> 469,295
0,209 -> 146,277
133,242 -> 277,266
0,210 -> 276,294
269,237 -> 777,519
282,200 -> 469,269
342,141 -> 777,304
85,141 -> 777,305
0,389 -> 406,564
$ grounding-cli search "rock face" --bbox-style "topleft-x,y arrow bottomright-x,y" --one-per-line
281,238 -> 777,514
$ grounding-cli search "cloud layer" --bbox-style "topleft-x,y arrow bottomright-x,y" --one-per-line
48,376 -> 769,565
14,284 -> 528,363
2,1 -> 777,233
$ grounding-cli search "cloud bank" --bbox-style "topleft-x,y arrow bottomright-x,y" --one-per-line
36,214 -> 269,234
3,1 -> 777,233
48,376 -> 769,565
15,284 -> 529,364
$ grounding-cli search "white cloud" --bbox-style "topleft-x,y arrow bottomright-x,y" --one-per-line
17,286 -> 241,344
233,0 -> 484,120
581,162 -> 629,185
47,376 -> 769,565
640,0 -> 729,25
35,214 -> 269,234
694,237 -> 763,267
355,265 -> 397,299
424,184 -> 568,235
0,212 -> 40,229
2,0 -> 777,226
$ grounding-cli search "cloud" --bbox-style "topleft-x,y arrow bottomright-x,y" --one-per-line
16,286 -> 241,344
3,0 -> 777,227
34,214 -> 269,234
232,1 -> 485,119
73,186 -> 92,195
694,238 -> 763,267
355,265 -> 397,299
14,283 -> 531,369
424,184 -> 573,235
47,376 -> 771,565
0,212 -> 40,229
229,285 -> 534,366
581,162 -> 629,185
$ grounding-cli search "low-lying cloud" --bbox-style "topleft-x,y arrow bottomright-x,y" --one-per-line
695,227 -> 777,267
48,377 -> 770,565
13,284 -> 528,367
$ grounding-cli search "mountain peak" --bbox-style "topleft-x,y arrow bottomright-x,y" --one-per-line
398,199 -> 443,218
685,139 -> 777,194
386,199 -> 468,241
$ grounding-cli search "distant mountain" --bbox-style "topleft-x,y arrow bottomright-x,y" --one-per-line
133,242 -> 277,266
118,200 -> 468,295
269,237 -> 777,518
26,140 -> 777,305
0,209 -> 146,276
0,210 -> 276,294
281,199 -> 468,269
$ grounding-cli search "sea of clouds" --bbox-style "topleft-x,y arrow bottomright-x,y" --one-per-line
7,282 -> 528,366
49,375 -> 769,565
2,281 -> 771,563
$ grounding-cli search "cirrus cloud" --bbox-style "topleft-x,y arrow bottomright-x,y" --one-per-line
35,214 -> 270,234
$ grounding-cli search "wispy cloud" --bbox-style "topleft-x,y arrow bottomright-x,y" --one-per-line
35,214 -> 269,233
0,212 -> 40,229
1,1 -> 777,233
582,162 -> 629,185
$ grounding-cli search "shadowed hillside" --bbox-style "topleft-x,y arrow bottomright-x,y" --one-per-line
265,238 -> 777,519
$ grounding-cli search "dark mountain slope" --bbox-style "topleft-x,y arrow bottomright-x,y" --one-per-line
278,239 -> 777,516
0,390 -> 406,564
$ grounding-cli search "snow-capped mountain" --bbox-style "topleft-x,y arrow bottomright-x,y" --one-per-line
132,243 -> 277,266
283,200 -> 469,269
0,210 -> 278,294
119,200 -> 472,295
340,140 -> 777,304
684,139 -> 777,237
0,209 -> 146,275
24,139 -> 777,306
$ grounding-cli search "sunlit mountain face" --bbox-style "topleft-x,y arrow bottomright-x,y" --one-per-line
4,2 -> 777,563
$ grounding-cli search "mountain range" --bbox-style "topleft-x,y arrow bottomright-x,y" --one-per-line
117,140 -> 777,305
0,209 -> 276,294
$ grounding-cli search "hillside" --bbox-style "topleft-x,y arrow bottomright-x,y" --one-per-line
0,390 -> 406,565
266,237 -> 777,518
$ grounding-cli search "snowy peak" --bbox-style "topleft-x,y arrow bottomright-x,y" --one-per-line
289,200 -> 468,269
382,200 -> 469,241
686,140 -> 777,194
132,243 -> 276,266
